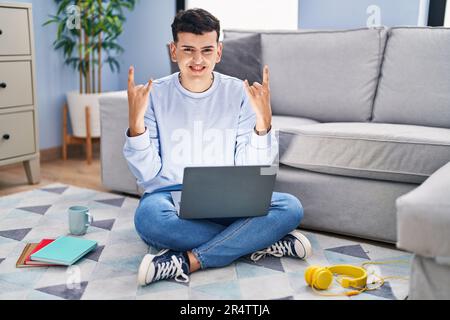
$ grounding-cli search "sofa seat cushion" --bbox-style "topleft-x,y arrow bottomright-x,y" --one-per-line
373,27 -> 450,129
279,122 -> 450,183
397,162 -> 450,259
272,115 -> 319,131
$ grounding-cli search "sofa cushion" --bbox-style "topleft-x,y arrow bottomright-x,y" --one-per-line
397,162 -> 450,258
272,115 -> 319,131
214,33 -> 263,85
278,122 -> 450,183
224,28 -> 387,122
373,27 -> 450,128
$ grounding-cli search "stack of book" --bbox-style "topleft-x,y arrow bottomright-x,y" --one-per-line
16,236 -> 97,268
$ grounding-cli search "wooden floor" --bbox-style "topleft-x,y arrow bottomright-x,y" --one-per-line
0,154 -> 111,197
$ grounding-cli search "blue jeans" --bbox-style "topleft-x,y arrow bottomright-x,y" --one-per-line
134,189 -> 304,269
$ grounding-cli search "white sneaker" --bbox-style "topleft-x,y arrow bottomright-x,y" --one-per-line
137,249 -> 190,286
251,230 -> 313,262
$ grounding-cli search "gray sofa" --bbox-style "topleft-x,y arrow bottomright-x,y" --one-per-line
99,26 -> 450,298
396,162 -> 450,300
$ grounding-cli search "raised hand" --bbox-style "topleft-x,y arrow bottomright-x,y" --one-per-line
243,65 -> 272,132
127,66 -> 153,137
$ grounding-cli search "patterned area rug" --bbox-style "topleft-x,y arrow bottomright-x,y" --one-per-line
0,183 -> 412,300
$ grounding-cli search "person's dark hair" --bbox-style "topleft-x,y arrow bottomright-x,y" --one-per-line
171,8 -> 220,43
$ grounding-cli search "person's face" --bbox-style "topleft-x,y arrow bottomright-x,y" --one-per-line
170,31 -> 222,80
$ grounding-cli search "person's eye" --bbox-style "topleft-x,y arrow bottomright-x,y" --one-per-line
183,49 -> 192,53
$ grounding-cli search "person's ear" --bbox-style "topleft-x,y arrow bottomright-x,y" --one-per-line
216,41 -> 223,63
169,42 -> 177,63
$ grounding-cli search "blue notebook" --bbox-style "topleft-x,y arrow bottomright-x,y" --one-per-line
30,236 -> 97,266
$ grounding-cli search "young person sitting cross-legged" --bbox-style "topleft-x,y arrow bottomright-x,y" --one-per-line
123,8 -> 313,286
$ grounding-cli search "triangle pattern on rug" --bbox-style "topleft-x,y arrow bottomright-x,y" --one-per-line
95,198 -> 125,208
85,245 -> 105,262
17,205 -> 52,215
36,281 -> 88,300
240,255 -> 285,273
325,245 -> 371,260
0,184 -> 412,300
90,262 -> 136,280
28,290 -> 65,300
40,187 -> 68,195
102,255 -> 142,272
0,228 -> 32,241
363,281 -> 397,300
191,280 -> 242,300
323,249 -> 369,266
235,260 -> 282,279
91,219 -> 115,231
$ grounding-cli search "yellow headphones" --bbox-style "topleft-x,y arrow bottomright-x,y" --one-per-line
305,264 -> 368,296
304,260 -> 410,297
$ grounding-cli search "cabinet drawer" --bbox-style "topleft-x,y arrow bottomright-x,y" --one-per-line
0,61 -> 33,108
0,110 -> 35,160
0,7 -> 31,55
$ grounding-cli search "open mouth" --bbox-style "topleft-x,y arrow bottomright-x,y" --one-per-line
189,66 -> 206,72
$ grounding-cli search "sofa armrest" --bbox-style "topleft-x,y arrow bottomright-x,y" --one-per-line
99,91 -> 143,196
396,162 -> 450,258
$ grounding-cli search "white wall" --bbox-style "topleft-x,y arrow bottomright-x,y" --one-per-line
117,0 -> 175,88
299,0 -> 429,29
187,0 -> 298,37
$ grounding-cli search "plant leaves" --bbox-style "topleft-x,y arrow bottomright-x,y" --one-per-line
43,0 -> 137,90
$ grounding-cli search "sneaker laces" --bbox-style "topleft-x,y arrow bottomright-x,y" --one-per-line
250,240 -> 294,262
153,249 -> 189,283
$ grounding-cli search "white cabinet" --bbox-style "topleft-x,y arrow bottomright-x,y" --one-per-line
0,2 -> 40,184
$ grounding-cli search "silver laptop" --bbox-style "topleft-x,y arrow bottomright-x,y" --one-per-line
171,165 -> 277,219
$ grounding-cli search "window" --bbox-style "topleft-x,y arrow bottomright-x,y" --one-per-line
186,0 -> 298,39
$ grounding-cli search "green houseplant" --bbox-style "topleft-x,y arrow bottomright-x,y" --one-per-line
44,0 -> 137,139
